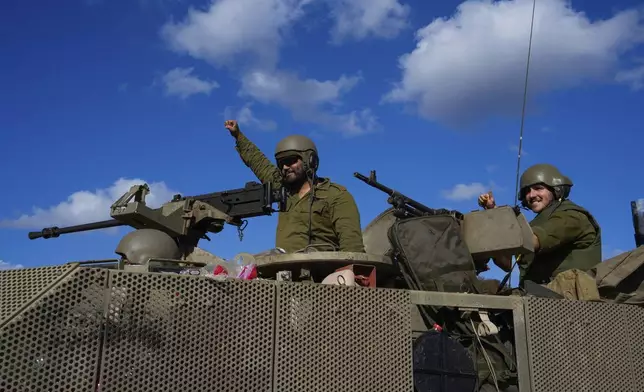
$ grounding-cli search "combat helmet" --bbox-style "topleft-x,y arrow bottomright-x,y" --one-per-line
518,163 -> 573,207
115,228 -> 181,265
274,134 -> 319,172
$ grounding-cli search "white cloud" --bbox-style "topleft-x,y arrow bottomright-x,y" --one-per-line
162,67 -> 219,99
160,0 -> 410,68
224,103 -> 278,131
0,178 -> 179,229
241,69 -> 361,107
160,0 -> 313,69
616,63 -> 644,91
0,260 -> 24,270
159,0 -> 396,136
383,0 -> 644,126
326,0 -> 410,44
240,69 -> 379,135
441,182 -> 489,201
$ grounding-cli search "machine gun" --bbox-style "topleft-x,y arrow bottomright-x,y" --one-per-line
354,170 -> 464,220
28,181 -> 287,246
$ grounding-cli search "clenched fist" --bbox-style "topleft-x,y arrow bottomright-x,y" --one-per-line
224,119 -> 240,138
478,191 -> 496,210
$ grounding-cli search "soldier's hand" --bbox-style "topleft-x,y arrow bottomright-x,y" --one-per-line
478,191 -> 496,209
224,120 -> 240,138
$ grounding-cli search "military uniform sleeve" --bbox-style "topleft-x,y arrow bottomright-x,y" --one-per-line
532,210 -> 597,253
330,190 -> 366,253
234,131 -> 282,187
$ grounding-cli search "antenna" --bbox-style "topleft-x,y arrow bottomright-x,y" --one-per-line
513,0 -> 537,207
501,0 -> 537,289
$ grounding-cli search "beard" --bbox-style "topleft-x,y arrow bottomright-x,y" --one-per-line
282,167 -> 307,187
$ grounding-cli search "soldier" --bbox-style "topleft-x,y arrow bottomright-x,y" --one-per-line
478,163 -> 601,285
224,120 -> 365,253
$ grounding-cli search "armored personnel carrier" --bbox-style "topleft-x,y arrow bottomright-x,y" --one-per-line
1,173 -> 643,392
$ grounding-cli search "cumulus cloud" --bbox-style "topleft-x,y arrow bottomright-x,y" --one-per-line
241,69 -> 361,107
159,0 -> 400,135
161,0 -> 313,69
224,103 -> 278,131
383,0 -> 644,126
326,0 -> 410,44
442,182 -> 489,201
0,260 -> 24,270
160,0 -> 411,68
0,179 -> 179,229
162,67 -> 219,99
240,69 -> 378,135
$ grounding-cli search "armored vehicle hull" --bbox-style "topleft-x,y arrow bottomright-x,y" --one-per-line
2,261 -> 644,392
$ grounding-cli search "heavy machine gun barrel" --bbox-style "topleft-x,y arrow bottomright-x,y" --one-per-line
27,181 -> 287,241
28,219 -> 127,240
354,170 -> 463,219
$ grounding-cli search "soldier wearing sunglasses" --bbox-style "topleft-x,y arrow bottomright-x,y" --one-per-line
224,120 -> 365,254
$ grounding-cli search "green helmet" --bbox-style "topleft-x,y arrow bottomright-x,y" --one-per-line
518,163 -> 573,203
115,228 -> 181,265
274,134 -> 319,171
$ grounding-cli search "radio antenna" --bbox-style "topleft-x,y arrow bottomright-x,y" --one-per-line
513,0 -> 537,207
499,0 -> 537,290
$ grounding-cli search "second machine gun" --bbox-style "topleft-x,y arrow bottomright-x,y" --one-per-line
354,170 -> 464,220
28,181 -> 288,246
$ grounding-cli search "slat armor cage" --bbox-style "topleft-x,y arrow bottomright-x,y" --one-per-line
1,264 -> 644,392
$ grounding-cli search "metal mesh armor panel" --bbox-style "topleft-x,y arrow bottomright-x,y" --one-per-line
0,264 -> 74,325
274,282 -> 412,392
97,271 -> 276,392
626,304 -> 644,388
0,267 -> 108,392
524,297 -> 644,392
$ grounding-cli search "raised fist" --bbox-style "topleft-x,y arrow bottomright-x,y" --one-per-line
224,119 -> 240,137
478,191 -> 496,210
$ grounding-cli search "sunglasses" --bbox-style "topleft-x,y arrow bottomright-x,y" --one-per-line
277,156 -> 300,167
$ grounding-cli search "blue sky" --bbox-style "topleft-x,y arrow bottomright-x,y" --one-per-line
1,0 -> 643,284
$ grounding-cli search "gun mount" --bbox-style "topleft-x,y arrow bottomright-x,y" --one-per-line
26,181 -> 287,265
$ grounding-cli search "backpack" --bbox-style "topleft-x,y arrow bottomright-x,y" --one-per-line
592,246 -> 644,306
386,214 -> 490,294
386,214 -> 518,388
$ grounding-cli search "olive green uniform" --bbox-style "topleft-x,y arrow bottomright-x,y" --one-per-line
514,163 -> 602,285
518,199 -> 602,284
234,132 -> 365,253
